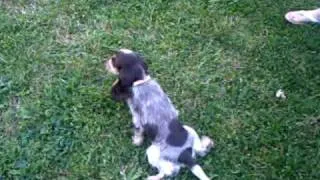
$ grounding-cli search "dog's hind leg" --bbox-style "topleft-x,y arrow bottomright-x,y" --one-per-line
178,148 -> 210,180
146,145 -> 160,168
183,125 -> 214,157
146,145 -> 178,180
146,145 -> 164,180
147,160 -> 179,180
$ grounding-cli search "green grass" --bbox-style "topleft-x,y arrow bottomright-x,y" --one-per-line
1,0 -> 320,179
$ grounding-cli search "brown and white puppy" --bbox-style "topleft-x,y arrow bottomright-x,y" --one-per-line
105,49 -> 214,180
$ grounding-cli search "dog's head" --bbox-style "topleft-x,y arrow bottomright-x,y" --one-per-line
105,49 -> 148,101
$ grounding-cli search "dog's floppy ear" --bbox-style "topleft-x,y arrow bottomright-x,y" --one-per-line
136,53 -> 149,74
111,65 -> 144,101
111,81 -> 131,101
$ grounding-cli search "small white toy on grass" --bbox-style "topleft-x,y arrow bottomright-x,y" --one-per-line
276,89 -> 286,99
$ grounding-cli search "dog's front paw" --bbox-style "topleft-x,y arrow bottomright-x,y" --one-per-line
132,135 -> 144,146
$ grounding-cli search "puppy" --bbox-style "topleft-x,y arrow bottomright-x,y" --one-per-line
105,49 -> 214,180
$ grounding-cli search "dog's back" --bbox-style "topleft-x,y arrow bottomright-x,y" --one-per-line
129,80 -> 195,162
128,79 -> 178,141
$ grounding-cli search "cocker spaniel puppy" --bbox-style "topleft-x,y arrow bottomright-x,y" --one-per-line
105,49 -> 214,180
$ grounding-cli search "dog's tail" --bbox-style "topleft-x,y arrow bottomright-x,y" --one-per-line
183,125 -> 214,157
178,148 -> 210,180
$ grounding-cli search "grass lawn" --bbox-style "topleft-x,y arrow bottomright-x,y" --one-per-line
1,0 -> 320,179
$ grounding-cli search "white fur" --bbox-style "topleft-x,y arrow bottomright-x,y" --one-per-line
132,134 -> 144,146
147,174 -> 164,180
146,145 -> 161,168
191,165 -> 210,180
106,59 -> 118,74
183,125 -> 214,157
158,160 -> 176,176
201,136 -> 214,151
120,48 -> 133,54
146,145 -> 179,179
144,122 -> 213,180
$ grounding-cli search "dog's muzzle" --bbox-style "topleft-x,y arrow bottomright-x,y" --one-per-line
105,59 -> 118,75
